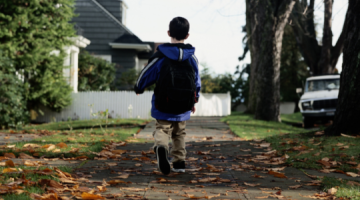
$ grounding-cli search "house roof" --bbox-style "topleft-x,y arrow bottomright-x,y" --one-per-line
113,33 -> 143,44
91,0 -> 134,35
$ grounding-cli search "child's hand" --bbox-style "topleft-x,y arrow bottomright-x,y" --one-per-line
191,106 -> 196,113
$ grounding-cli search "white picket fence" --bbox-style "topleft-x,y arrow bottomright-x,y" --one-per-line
35,91 -> 231,123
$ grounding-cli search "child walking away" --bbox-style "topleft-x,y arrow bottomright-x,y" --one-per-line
134,17 -> 201,175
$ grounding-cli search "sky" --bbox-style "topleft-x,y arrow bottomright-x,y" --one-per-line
125,0 -> 348,75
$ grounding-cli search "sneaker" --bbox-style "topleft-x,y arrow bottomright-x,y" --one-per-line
172,161 -> 185,173
155,146 -> 171,175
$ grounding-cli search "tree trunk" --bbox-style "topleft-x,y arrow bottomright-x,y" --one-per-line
318,0 -> 333,75
326,0 -> 360,136
246,0 -> 296,121
245,0 -> 258,114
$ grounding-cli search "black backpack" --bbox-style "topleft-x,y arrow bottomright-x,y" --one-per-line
154,56 -> 196,114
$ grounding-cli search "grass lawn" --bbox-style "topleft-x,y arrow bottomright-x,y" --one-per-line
1,118 -> 148,159
8,118 -> 148,133
221,112 -> 305,140
281,112 -> 303,124
321,177 -> 360,199
0,166 -> 71,200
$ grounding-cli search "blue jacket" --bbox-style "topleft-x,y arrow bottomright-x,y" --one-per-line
134,43 -> 201,121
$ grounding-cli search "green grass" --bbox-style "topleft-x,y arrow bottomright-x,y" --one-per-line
7,118 -> 148,132
281,112 -> 303,124
321,177 -> 360,199
221,112 -> 304,139
0,166 -> 71,200
0,127 -> 141,159
265,131 -> 360,170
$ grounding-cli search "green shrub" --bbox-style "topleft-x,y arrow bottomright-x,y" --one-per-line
0,52 -> 28,128
78,50 -> 116,91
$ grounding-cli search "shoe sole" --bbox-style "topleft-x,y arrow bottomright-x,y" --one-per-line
172,168 -> 185,173
156,146 -> 170,175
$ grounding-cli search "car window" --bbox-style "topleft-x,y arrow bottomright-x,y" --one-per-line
307,79 -> 340,92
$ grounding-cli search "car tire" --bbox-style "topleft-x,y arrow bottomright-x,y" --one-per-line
303,117 -> 314,128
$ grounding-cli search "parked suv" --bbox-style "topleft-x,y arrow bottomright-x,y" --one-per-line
297,75 -> 340,128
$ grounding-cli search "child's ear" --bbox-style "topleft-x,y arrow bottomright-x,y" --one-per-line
167,31 -> 171,37
185,34 -> 189,39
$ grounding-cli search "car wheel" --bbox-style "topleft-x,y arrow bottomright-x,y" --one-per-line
303,117 -> 314,128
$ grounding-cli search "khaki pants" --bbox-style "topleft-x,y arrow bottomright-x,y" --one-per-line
153,120 -> 186,163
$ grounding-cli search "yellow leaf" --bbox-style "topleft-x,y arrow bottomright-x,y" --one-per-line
2,168 -> 18,173
81,192 -> 105,199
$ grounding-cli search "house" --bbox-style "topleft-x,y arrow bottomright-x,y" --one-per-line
71,0 -> 155,89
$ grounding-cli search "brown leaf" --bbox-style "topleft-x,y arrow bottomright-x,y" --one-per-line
97,186 -> 107,192
111,149 -> 126,154
114,173 -> 129,179
38,179 -> 64,189
24,160 -> 40,166
56,142 -> 68,149
268,171 -> 287,179
346,181 -> 360,186
255,196 -> 269,199
5,160 -> 15,167
244,182 -> 260,187
346,172 -> 360,177
23,143 -> 41,148
69,148 -> 80,153
107,180 -> 127,185
341,133 -> 356,138
289,185 -> 302,189
198,177 -> 217,183
315,131 -> 324,136
4,153 -> 16,158
19,153 -> 34,159
81,192 -> 105,199
140,157 -> 151,161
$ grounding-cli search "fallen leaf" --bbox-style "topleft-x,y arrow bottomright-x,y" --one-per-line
5,160 -> 15,167
23,143 -> 41,148
56,142 -> 68,148
346,172 -> 360,177
315,131 -> 324,136
24,160 -> 40,166
268,171 -> 287,178
18,153 -> 34,159
289,185 -> 302,189
327,187 -> 337,195
52,149 -> 61,153
81,192 -> 105,199
244,182 -> 260,187
107,180 -> 127,185
347,181 -> 360,186
97,186 -> 107,192
255,196 -> 269,199
111,150 -> 126,154
38,179 -> 63,189
2,168 -> 18,173
69,148 -> 80,153
341,133 -> 356,138
4,153 -> 16,158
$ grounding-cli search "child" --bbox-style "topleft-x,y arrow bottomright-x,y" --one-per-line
134,17 -> 201,175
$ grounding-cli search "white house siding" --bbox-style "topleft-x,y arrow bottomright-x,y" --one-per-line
34,91 -> 231,123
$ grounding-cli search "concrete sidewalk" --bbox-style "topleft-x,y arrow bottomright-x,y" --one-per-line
70,117 -> 325,199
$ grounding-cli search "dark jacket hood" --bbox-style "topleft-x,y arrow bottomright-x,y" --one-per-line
157,43 -> 195,61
